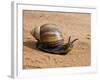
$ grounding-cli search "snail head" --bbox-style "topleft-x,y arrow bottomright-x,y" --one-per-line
65,36 -> 78,50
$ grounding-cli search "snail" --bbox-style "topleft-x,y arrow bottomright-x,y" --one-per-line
31,24 -> 78,54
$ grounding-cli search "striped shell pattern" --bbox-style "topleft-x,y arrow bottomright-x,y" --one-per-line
31,24 -> 64,48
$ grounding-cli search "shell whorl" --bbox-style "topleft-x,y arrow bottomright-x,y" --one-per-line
31,26 -> 40,41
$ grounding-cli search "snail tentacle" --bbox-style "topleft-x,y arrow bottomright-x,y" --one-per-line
71,39 -> 78,44
68,36 -> 71,43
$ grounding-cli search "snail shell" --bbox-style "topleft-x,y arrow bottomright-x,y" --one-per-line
31,24 -> 64,47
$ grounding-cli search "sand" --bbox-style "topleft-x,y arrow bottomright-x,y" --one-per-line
23,10 -> 91,69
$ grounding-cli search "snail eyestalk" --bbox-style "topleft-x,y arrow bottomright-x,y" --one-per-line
71,39 -> 78,44
68,36 -> 71,43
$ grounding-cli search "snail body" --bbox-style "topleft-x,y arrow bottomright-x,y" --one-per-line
31,24 -> 78,54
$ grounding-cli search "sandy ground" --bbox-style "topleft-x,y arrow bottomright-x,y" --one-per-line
23,10 -> 91,69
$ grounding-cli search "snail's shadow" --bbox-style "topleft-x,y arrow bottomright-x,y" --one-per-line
23,41 -> 38,50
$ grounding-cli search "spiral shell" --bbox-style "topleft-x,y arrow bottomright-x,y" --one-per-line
31,24 -> 64,47
31,26 -> 40,41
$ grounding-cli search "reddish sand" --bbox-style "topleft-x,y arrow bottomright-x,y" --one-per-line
23,10 -> 91,69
